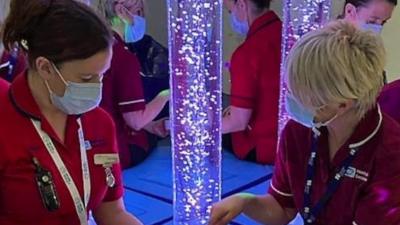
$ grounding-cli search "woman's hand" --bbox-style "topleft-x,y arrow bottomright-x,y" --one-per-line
208,193 -> 252,225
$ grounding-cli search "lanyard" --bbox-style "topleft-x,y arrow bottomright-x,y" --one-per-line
302,133 -> 360,224
31,118 -> 91,225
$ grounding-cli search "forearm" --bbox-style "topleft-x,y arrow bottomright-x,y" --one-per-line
141,94 -> 168,124
242,193 -> 295,225
124,94 -> 169,130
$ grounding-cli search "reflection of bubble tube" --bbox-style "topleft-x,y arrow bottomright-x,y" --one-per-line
278,0 -> 332,142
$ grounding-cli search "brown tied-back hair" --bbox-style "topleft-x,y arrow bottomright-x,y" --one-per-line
338,0 -> 398,18
2,0 -> 113,68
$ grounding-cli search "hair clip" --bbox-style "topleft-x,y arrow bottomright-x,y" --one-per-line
20,39 -> 29,51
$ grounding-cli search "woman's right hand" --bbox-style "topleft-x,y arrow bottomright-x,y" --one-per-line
208,193 -> 251,225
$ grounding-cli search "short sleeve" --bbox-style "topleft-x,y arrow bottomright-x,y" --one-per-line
113,42 -> 146,113
353,147 -> 400,225
102,117 -> 124,202
268,124 -> 296,209
379,79 -> 400,123
230,48 -> 257,109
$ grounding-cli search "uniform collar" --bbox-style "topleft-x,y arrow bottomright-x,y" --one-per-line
347,105 -> 382,149
9,71 -> 80,145
247,10 -> 280,38
9,71 -> 43,120
318,106 -> 382,169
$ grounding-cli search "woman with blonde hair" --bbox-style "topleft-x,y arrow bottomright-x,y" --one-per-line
209,20 -> 400,225
93,0 -> 170,169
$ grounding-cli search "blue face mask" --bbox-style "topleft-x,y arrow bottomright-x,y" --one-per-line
230,13 -> 249,36
360,23 -> 383,34
285,94 -> 315,128
125,15 -> 146,43
47,63 -> 103,115
285,94 -> 338,133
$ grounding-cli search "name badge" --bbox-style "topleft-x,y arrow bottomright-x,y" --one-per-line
94,154 -> 120,167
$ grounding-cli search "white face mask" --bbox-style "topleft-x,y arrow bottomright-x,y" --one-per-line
46,63 -> 103,115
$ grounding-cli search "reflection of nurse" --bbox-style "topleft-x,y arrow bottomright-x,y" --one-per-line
95,0 -> 170,169
0,0 -> 26,82
341,0 -> 396,33
210,21 -> 400,225
222,0 -> 282,165
0,0 -> 142,224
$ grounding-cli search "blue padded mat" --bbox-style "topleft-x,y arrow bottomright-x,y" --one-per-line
123,147 -> 273,200
124,189 -> 173,224
123,147 -> 276,225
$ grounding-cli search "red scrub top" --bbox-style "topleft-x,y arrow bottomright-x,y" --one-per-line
0,73 -> 124,225
0,78 -> 9,94
100,33 -> 147,169
269,106 -> 400,225
379,79 -> 400,123
0,50 -> 27,82
229,11 -> 282,164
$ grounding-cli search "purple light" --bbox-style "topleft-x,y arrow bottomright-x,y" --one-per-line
168,0 -> 222,224
278,0 -> 332,138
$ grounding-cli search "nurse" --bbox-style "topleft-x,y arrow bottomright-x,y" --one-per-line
339,0 -> 400,123
341,0 -> 397,33
0,0 -> 142,224
222,0 -> 282,164
94,0 -> 170,169
209,20 -> 400,225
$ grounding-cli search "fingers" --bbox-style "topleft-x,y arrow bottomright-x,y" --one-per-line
155,120 -> 169,137
209,206 -> 228,225
209,204 -> 235,225
115,3 -> 133,24
121,5 -> 133,17
209,212 -> 233,225
222,106 -> 231,117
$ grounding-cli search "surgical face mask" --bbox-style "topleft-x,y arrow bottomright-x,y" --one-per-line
285,94 -> 315,128
124,15 -> 146,43
360,23 -> 383,34
229,12 -> 249,36
47,63 -> 103,115
285,94 -> 338,130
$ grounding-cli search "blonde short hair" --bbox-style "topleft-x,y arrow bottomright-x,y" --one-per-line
286,20 -> 386,119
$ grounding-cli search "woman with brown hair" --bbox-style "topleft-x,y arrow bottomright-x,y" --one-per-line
0,0 -> 142,224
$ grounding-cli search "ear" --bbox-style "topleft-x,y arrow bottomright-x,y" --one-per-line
35,57 -> 55,81
344,3 -> 358,20
237,0 -> 247,11
338,99 -> 356,115
224,0 -> 232,11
